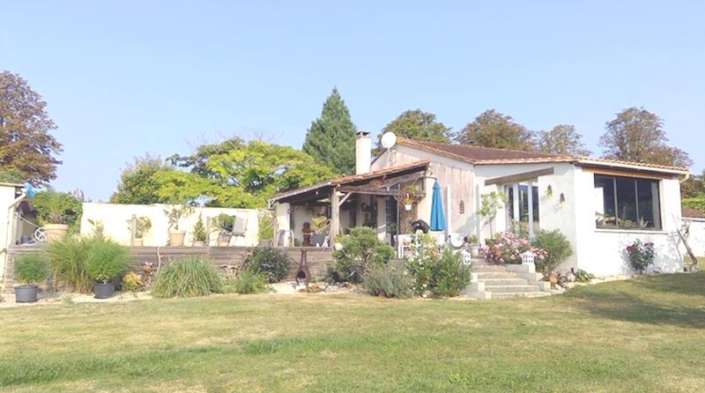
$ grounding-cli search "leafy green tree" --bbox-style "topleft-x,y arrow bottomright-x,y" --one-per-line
455,110 -> 535,150
681,171 -> 705,199
110,154 -> 172,204
536,125 -> 590,156
0,168 -> 24,184
0,71 -> 62,185
600,107 -> 692,167
379,109 -> 453,147
302,88 -> 357,174
333,226 -> 395,282
162,139 -> 335,208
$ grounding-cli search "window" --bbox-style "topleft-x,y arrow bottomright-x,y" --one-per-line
594,175 -> 661,230
385,197 -> 397,233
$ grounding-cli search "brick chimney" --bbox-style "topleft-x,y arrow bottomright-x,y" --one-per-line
355,131 -> 371,175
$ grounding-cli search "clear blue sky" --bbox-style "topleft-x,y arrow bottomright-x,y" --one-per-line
1,1 -> 703,201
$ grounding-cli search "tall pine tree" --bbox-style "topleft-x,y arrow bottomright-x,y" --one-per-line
303,88 -> 357,175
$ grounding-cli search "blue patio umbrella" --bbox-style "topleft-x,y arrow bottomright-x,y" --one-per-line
429,181 -> 446,231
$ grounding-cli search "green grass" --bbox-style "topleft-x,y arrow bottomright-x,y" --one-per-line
1,273 -> 704,392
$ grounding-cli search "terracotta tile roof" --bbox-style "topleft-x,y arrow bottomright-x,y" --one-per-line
396,138 -> 568,163
396,138 -> 689,174
683,207 -> 705,219
270,159 -> 430,201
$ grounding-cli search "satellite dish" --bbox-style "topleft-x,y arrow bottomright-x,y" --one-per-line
380,132 -> 397,149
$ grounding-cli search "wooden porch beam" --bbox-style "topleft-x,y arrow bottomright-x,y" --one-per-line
330,188 -> 340,246
338,192 -> 353,207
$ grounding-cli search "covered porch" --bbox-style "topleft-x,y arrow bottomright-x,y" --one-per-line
270,160 -> 439,249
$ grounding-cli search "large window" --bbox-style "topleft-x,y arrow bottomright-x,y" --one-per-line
594,175 -> 661,230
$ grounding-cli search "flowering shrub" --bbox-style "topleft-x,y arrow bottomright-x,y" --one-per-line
626,240 -> 655,274
406,235 -> 471,297
482,231 -> 547,265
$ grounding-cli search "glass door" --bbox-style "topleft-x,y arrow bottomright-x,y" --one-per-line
505,181 -> 540,238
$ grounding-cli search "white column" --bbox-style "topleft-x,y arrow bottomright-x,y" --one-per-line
527,181 -> 534,238
512,183 -> 520,232
446,184 -> 452,239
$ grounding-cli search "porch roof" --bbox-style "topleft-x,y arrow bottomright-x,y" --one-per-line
270,159 -> 430,204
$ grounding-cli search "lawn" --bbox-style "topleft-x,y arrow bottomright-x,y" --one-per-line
1,273 -> 704,393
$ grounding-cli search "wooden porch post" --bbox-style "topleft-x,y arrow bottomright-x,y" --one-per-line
330,187 -> 340,247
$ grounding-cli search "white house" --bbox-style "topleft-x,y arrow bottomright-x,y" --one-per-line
271,132 -> 693,277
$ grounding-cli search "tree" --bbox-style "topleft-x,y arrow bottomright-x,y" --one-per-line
110,154 -> 172,205
163,139 -> 336,208
302,88 -> 357,174
379,109 -> 453,147
455,110 -> 535,150
0,71 -> 62,185
600,107 -> 692,167
536,125 -> 591,156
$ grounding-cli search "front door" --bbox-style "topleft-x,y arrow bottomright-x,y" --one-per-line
505,181 -> 540,238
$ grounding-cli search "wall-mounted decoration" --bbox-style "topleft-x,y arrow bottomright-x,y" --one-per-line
459,200 -> 465,214
559,193 -> 566,204
546,185 -> 553,198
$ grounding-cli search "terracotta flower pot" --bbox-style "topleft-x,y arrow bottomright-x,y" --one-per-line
168,230 -> 186,246
44,224 -> 69,242
548,271 -> 559,286
193,240 -> 205,247
131,238 -> 144,247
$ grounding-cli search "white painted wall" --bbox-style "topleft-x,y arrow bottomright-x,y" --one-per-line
0,184 -> 21,284
571,168 -> 684,276
374,145 -> 475,237
684,219 -> 705,257
80,202 -> 260,246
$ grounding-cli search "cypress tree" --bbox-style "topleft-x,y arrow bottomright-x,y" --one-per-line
303,88 -> 357,175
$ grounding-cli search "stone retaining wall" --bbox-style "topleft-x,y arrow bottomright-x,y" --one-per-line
2,246 -> 333,293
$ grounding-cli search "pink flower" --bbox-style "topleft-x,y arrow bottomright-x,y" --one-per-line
626,245 -> 633,253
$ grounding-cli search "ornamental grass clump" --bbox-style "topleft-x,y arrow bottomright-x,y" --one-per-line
224,270 -> 268,295
46,236 -> 94,293
14,253 -> 50,286
626,240 -> 655,274
151,257 -> 223,298
85,240 -> 130,284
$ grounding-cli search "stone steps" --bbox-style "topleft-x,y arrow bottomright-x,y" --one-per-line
484,285 -> 540,293
491,292 -> 552,299
465,262 -> 551,300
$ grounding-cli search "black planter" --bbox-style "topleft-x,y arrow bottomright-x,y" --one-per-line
94,282 -> 116,299
15,285 -> 38,303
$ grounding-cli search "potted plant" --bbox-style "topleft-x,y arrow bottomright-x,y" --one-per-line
13,253 -> 50,303
310,215 -> 329,246
86,240 -> 131,299
126,216 -> 151,246
32,190 -> 82,242
400,184 -> 419,211
466,235 -> 480,257
163,205 -> 193,246
211,213 -> 234,246
192,213 -> 207,247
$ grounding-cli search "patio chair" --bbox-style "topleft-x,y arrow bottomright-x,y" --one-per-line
231,215 -> 247,245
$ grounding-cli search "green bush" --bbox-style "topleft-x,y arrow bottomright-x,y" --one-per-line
407,237 -> 471,297
333,227 -> 394,282
32,190 -> 82,228
531,230 -> 573,275
224,270 -> 268,295
46,236 -> 94,293
432,247 -> 472,297
151,257 -> 223,298
86,240 -> 131,283
14,253 -> 50,285
365,261 -> 413,298
242,247 -> 290,283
